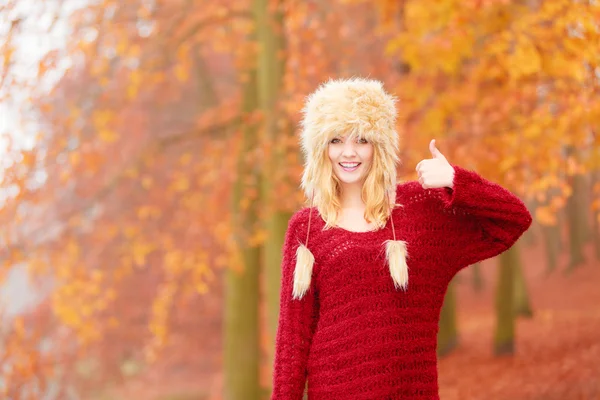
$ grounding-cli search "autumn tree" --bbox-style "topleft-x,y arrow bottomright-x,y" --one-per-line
378,0 -> 600,354
1,0 -> 401,397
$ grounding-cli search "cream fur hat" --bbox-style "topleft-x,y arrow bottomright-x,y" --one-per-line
292,77 -> 408,300
299,77 -> 400,203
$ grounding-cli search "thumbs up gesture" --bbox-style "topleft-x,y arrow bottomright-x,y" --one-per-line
415,139 -> 455,189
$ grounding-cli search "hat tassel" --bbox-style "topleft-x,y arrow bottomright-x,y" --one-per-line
385,239 -> 409,290
385,191 -> 409,290
292,243 -> 315,300
292,192 -> 315,300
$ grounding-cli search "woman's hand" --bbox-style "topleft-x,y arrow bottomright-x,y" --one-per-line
415,139 -> 455,189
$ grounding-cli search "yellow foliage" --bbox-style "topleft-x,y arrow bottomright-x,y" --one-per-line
127,69 -> 142,99
92,109 -> 113,128
215,254 -> 227,267
91,269 -> 102,282
53,294 -> 82,327
106,288 -> 117,301
195,281 -> 209,294
116,37 -> 128,55
60,170 -> 71,183
499,156 -> 518,173
505,35 -> 542,80
550,196 -> 566,211
128,44 -> 141,58
124,167 -> 138,178
137,205 -> 161,220
171,176 -> 190,192
66,240 -> 80,258
239,197 -> 250,211
421,108 -> 446,136
13,317 -> 25,338
180,152 -> 192,165
523,124 -> 541,140
87,283 -> 101,297
3,45 -> 14,69
248,229 -> 268,247
561,184 -> 573,199
149,283 -> 176,348
99,129 -> 118,143
69,152 -> 81,167
535,205 -> 557,227
142,175 -> 153,189
174,63 -> 189,82
81,304 -> 93,318
27,257 -> 47,275
57,263 -> 71,279
123,226 -> 138,239
164,250 -> 183,275
132,240 -> 154,267
543,53 -> 585,82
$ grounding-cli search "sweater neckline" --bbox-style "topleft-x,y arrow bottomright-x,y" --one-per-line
316,210 -> 393,237
307,188 -> 401,238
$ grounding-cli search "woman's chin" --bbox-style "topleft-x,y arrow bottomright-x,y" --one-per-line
335,173 -> 365,186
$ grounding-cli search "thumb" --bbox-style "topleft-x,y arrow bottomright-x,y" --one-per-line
429,139 -> 440,158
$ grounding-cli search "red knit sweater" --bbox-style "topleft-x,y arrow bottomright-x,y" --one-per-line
271,166 -> 533,400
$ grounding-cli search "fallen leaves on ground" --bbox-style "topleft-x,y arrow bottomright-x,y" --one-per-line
438,241 -> 600,400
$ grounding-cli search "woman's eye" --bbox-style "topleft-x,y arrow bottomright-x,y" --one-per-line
358,138 -> 368,144
330,138 -> 341,143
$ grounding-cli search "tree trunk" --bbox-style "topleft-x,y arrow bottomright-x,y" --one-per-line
494,246 -> 516,356
593,209 -> 600,262
522,199 -> 538,247
224,67 -> 261,400
542,224 -> 560,275
513,256 -> 533,318
437,280 -> 458,357
224,247 -> 261,400
193,51 -> 219,109
565,147 -> 587,271
252,0 -> 289,389
592,169 -> 600,262
566,175 -> 587,270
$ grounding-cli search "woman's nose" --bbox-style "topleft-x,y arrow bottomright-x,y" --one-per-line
342,141 -> 358,156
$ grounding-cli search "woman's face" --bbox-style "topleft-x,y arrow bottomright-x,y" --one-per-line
328,135 -> 374,186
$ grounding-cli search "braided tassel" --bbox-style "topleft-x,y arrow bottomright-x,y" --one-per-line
384,240 -> 409,290
292,194 -> 315,300
292,244 -> 315,300
385,190 -> 409,290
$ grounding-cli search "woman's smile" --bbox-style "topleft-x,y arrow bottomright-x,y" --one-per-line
339,162 -> 361,172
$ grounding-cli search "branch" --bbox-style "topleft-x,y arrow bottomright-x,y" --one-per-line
175,10 -> 252,49
0,114 -> 243,260
157,114 -> 243,149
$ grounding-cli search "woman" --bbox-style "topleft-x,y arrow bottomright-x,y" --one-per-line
271,77 -> 532,399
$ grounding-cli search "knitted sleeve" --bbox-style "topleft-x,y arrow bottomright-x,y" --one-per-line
429,165 -> 533,275
271,210 -> 319,400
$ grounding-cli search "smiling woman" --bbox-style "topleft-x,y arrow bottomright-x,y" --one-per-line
271,77 -> 533,400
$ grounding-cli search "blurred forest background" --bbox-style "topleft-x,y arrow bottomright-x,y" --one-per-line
1,0 -> 599,399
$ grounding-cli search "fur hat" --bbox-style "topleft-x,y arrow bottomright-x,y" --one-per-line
292,77 -> 409,300
299,77 -> 400,203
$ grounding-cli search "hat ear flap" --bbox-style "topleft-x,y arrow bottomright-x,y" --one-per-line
385,240 -> 409,290
293,244 -> 315,300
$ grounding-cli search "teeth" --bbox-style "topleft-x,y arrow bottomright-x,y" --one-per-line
340,163 -> 360,167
